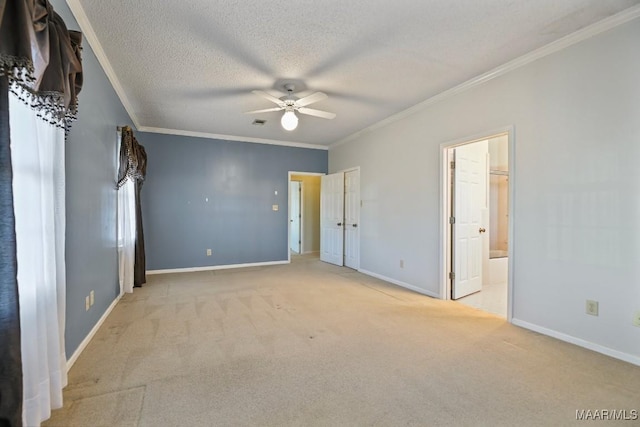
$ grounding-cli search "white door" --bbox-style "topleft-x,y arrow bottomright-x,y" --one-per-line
452,141 -> 488,299
344,169 -> 360,269
289,181 -> 301,253
320,172 -> 344,266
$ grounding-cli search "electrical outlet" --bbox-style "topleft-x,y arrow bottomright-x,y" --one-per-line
206,249 -> 212,256
90,290 -> 95,306
272,204 -> 279,211
633,311 -> 640,327
85,296 -> 90,311
586,300 -> 599,316
400,260 -> 404,268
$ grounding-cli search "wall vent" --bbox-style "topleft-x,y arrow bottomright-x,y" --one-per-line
252,119 -> 266,125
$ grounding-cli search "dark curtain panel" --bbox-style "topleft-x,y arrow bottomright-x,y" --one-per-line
117,127 -> 147,287
134,178 -> 146,287
1,1 -> 83,425
0,76 -> 22,427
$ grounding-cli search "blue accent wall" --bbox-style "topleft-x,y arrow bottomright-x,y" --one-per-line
136,132 -> 328,270
52,0 -> 133,356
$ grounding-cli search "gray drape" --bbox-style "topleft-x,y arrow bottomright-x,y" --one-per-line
0,75 -> 22,427
0,1 -> 82,425
117,126 -> 147,287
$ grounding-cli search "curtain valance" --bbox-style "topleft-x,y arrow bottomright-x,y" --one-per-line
0,0 -> 83,129
117,126 -> 147,187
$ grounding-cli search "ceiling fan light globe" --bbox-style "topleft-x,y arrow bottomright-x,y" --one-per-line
281,111 -> 298,131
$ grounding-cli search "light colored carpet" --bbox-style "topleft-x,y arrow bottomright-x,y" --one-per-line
44,254 -> 640,426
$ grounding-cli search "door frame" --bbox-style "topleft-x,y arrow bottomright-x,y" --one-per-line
439,126 -> 515,321
287,171 -> 325,263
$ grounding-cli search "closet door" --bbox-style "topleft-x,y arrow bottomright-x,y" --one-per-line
320,173 -> 344,266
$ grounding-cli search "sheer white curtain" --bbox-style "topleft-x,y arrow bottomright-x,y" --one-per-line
9,91 -> 67,426
117,132 -> 136,294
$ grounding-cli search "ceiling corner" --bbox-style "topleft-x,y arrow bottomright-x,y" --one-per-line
66,0 -> 142,129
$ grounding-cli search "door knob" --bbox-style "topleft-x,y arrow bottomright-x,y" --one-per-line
352,224 -> 358,228
337,222 -> 342,226
479,227 -> 486,233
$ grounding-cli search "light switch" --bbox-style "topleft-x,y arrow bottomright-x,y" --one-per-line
272,204 -> 279,211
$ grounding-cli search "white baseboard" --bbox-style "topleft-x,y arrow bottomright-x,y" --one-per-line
147,260 -> 288,275
66,292 -> 122,372
512,318 -> 640,367
302,250 -> 320,255
358,268 -> 440,299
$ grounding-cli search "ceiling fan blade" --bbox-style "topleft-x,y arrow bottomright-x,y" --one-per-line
295,92 -> 328,107
245,107 -> 282,114
298,107 -> 336,120
252,90 -> 285,106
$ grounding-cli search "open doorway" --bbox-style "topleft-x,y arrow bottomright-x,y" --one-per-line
440,130 -> 513,319
288,172 -> 323,262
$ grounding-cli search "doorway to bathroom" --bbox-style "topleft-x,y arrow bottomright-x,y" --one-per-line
440,130 -> 513,319
288,172 -> 323,262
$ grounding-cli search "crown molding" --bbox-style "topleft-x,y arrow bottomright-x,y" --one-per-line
138,126 -> 329,150
330,4 -> 640,149
66,0 -> 141,129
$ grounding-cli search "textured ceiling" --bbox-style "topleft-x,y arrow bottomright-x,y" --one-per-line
72,0 -> 639,148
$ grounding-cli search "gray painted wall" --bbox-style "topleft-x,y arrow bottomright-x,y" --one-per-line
52,0 -> 133,356
136,132 -> 327,270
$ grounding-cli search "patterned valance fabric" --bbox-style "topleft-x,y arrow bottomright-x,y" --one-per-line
0,0 -> 83,129
117,126 -> 147,188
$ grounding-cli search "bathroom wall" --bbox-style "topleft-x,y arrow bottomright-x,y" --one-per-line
489,134 -> 508,171
489,135 -> 509,255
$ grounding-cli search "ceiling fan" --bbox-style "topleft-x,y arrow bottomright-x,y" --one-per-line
246,83 -> 336,131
